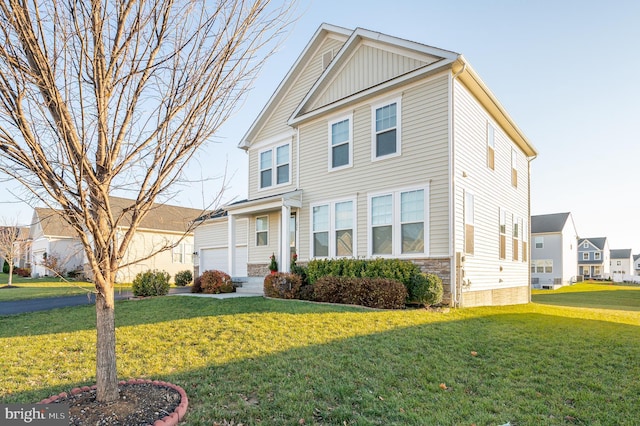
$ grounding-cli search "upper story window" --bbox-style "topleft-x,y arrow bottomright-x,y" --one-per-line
329,115 -> 352,170
583,242 -> 588,249
594,252 -> 601,260
499,209 -> 507,259
464,191 -> 475,255
535,236 -> 543,249
370,186 -> 427,257
487,123 -> 495,170
513,215 -> 520,261
372,98 -> 401,160
259,143 -> 290,189
582,252 -> 589,260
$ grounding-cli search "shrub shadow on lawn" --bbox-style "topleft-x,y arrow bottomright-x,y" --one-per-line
3,307 -> 639,425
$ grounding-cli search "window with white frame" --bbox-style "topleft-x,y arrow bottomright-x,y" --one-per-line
532,259 -> 553,274
512,215 -> 520,261
583,242 -> 588,248
521,218 -> 527,262
372,99 -> 400,159
511,149 -> 518,188
172,243 -> 194,264
464,192 -> 474,255
535,236 -> 543,249
329,116 -> 352,169
311,199 -> 355,258
370,187 -> 427,256
256,216 -> 268,246
595,252 -> 601,260
617,260 -> 621,266
499,209 -> 507,259
487,123 -> 495,170
582,252 -> 589,260
259,143 -> 290,189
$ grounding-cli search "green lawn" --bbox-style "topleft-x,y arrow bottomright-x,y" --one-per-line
1,286 -> 639,425
0,274 -> 132,301
532,281 -> 640,311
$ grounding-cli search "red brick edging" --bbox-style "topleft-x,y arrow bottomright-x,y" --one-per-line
37,379 -> 188,426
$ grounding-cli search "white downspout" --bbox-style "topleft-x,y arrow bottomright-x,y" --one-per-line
450,61 -> 466,308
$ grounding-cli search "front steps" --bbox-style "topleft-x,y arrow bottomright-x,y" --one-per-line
233,276 -> 264,295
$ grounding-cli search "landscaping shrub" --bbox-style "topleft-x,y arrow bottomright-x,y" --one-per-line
13,267 -> 31,277
264,273 -> 302,299
2,260 -> 9,274
407,273 -> 443,306
306,258 -> 420,288
191,275 -> 203,293
132,270 -> 171,297
174,270 -> 193,287
313,276 -> 407,309
199,270 -> 234,294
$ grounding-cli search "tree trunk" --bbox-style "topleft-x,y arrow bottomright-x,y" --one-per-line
95,290 -> 118,402
7,262 -> 13,287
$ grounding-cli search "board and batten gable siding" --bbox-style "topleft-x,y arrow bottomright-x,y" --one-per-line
295,73 -> 451,261
308,43 -> 435,112
247,37 -> 346,200
452,78 -> 529,294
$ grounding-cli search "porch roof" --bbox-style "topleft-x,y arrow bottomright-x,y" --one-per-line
225,190 -> 303,216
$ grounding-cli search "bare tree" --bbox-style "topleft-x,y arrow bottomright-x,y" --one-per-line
0,218 -> 29,286
0,0 -> 295,402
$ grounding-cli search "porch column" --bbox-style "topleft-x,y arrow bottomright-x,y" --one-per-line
281,204 -> 290,273
228,214 -> 236,277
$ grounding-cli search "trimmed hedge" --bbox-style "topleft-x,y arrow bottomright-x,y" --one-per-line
306,258 -> 420,288
313,276 -> 407,309
132,270 -> 171,297
264,273 -> 302,299
174,270 -> 193,287
407,272 -> 443,306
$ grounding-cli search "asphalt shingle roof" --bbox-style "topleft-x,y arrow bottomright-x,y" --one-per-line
531,212 -> 571,234
578,237 -> 607,250
610,249 -> 632,259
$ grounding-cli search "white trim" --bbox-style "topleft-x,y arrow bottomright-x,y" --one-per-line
257,141 -> 292,192
367,184 -> 430,258
327,113 -> 353,171
464,190 -> 475,256
247,130 -> 295,152
371,96 -> 402,161
309,196 -> 357,259
256,215 -> 269,247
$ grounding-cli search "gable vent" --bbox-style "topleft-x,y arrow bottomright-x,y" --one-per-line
321,49 -> 334,70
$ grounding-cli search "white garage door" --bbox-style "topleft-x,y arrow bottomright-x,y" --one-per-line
200,246 -> 247,276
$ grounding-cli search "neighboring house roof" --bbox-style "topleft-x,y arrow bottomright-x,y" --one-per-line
33,198 -> 205,238
610,249 -> 632,259
531,212 -> 572,234
239,23 -> 537,158
634,254 -> 640,262
578,237 -> 607,250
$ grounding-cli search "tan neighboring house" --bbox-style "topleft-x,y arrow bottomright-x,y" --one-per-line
194,24 -> 538,307
30,197 -> 202,282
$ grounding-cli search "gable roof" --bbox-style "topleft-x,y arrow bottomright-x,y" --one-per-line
531,212 -> 572,234
33,198 -> 205,238
240,23 -> 537,158
578,237 -> 608,250
610,249 -> 632,259
634,254 -> 640,262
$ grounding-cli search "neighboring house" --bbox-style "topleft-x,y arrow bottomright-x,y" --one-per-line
577,237 -> 610,279
0,226 -> 31,270
194,24 -> 537,307
30,197 -> 202,282
530,212 -> 578,288
634,254 -> 640,275
610,248 -> 633,275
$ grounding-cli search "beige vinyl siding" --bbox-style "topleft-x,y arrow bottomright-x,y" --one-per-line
248,212 -> 280,264
247,36 -> 345,200
310,43 -> 432,111
453,79 -> 529,292
296,74 -> 450,261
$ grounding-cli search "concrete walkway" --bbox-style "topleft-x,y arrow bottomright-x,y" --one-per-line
0,286 -> 261,316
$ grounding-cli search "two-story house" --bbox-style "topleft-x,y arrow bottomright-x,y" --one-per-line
634,254 -> 640,275
610,249 -> 633,275
530,212 -> 578,288
194,24 -> 537,307
577,237 -> 610,279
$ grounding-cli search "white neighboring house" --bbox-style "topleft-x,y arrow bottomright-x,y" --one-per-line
194,23 -> 538,307
634,254 -> 640,275
30,197 -> 202,282
609,249 -> 633,275
530,212 -> 578,289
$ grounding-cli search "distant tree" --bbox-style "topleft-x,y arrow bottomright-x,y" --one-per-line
0,0 -> 295,402
0,219 -> 29,286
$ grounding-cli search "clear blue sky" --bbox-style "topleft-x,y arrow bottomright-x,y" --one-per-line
2,0 -> 640,252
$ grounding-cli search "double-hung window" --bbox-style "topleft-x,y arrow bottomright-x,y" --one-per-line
256,216 -> 268,246
172,243 -> 194,264
312,199 -> 355,258
521,218 -> 527,262
511,149 -> 518,188
499,209 -> 507,259
329,116 -> 352,170
594,252 -> 601,260
487,123 -> 495,170
582,252 -> 589,261
259,143 -> 290,189
464,192 -> 475,255
513,215 -> 520,261
372,98 -> 401,159
370,186 -> 428,256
